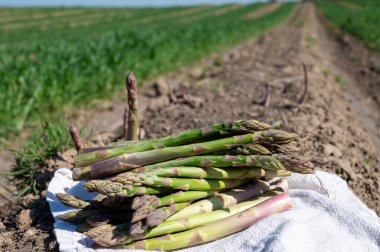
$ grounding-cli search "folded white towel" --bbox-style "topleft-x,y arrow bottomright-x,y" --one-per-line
47,169 -> 380,252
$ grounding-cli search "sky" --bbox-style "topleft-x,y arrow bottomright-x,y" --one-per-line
0,0 -> 267,7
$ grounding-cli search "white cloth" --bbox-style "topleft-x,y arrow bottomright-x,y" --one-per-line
47,168 -> 380,252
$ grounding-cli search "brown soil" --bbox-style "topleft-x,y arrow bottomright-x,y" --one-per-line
1,2 -> 380,251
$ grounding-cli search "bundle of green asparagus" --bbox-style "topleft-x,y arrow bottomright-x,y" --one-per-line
57,118 -> 314,251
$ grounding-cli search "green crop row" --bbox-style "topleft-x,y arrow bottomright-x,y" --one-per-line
0,3 -> 295,140
316,0 -> 380,51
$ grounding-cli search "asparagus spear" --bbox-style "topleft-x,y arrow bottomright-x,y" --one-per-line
123,106 -> 129,140
146,202 -> 191,227
147,155 -> 285,170
120,192 -> 292,250
126,72 -> 139,141
91,177 -> 248,192
69,125 -> 83,152
272,153 -> 314,171
221,144 -> 272,155
56,193 -> 91,209
74,120 -> 271,167
92,189 -> 288,247
83,180 -> 172,197
132,191 -> 217,210
113,167 -> 264,182
168,180 -> 270,221
58,209 -> 102,224
89,130 -> 294,179
80,140 -> 144,154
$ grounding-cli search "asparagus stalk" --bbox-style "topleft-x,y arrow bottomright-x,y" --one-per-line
74,120 -> 271,167
113,167 -> 267,182
221,144 -> 272,155
272,153 -> 314,171
58,209 -> 102,224
126,72 -> 139,141
265,143 -> 299,155
146,154 -> 285,170
146,202 -> 191,227
69,125 -> 83,152
80,141 -> 141,153
56,193 -> 91,209
123,106 -> 129,140
132,191 -> 217,210
121,192 -> 292,250
83,180 -> 172,197
168,180 -> 270,221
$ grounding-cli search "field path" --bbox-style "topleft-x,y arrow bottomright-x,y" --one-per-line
1,2 -> 380,251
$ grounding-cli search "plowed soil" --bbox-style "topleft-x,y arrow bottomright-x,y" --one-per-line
1,3 -> 379,251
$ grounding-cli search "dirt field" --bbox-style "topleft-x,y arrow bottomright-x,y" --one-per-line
1,3 -> 379,251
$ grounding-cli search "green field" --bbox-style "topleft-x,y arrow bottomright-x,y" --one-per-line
316,0 -> 380,50
0,3 -> 295,141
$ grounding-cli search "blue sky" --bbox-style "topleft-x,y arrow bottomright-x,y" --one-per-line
0,0 -> 267,7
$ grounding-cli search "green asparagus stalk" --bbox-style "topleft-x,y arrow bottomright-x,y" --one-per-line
58,209 -> 102,224
168,180 -> 270,221
229,144 -> 272,155
88,130 -> 294,179
74,120 -> 271,167
113,167 -> 267,182
119,191 -> 292,250
80,141 -> 141,153
126,72 -> 139,141
266,143 -> 299,155
272,153 -> 314,171
56,193 -> 91,209
93,189 -> 288,247
132,191 -> 217,210
83,180 -> 172,197
147,155 -> 285,170
146,202 -> 191,227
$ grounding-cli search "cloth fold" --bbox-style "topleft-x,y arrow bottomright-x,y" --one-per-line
47,169 -> 380,252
